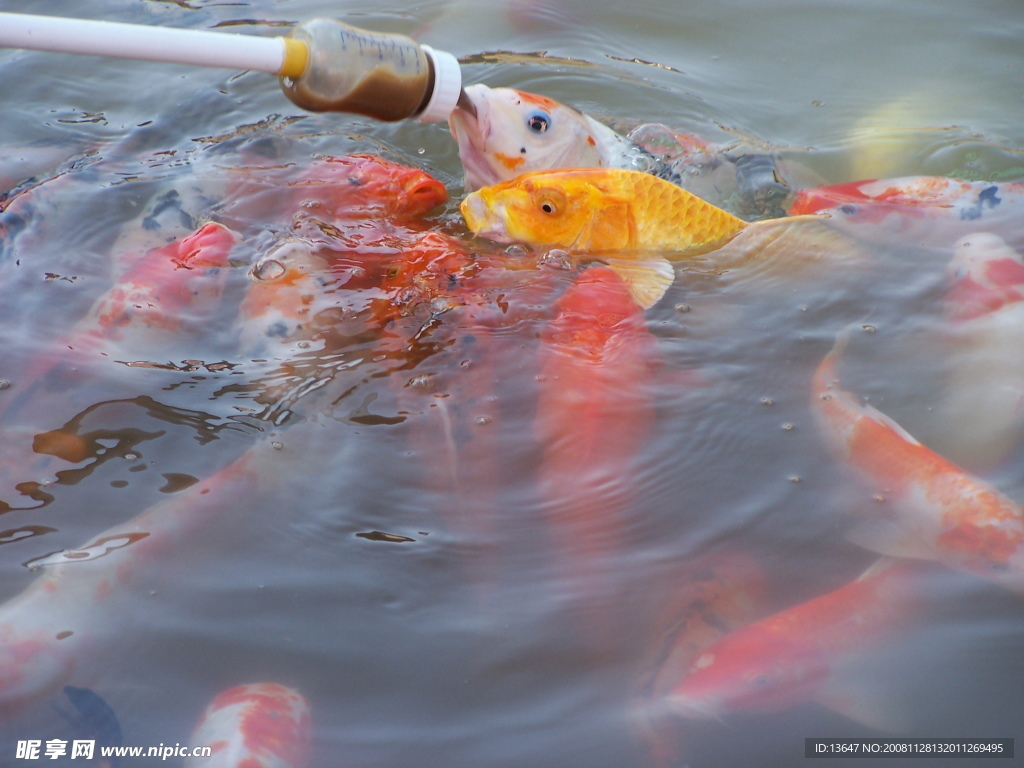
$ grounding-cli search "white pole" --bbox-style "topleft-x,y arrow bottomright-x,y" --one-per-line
0,12 -> 290,74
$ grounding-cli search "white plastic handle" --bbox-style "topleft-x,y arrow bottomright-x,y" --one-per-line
0,12 -> 298,75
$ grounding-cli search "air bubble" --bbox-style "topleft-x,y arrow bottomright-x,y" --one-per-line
250,258 -> 286,282
539,249 -> 574,270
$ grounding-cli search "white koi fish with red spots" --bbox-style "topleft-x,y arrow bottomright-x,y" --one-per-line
449,84 -> 643,191
935,232 -> 1024,470
0,445 -> 266,713
788,176 -> 1024,245
184,683 -> 311,768
811,331 -> 1024,593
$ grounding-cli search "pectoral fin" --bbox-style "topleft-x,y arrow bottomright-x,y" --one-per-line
603,256 -> 674,309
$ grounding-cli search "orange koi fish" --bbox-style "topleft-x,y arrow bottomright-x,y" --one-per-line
461,167 -> 861,308
535,266 -> 659,630
666,559 -> 925,730
811,331 -> 1024,592
184,683 -> 311,768
935,232 -> 1024,470
0,443 -> 267,713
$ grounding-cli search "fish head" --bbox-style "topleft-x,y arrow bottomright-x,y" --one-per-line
225,154 -> 447,226
449,84 -> 612,191
461,169 -> 634,252
298,154 -> 448,220
668,627 -> 827,718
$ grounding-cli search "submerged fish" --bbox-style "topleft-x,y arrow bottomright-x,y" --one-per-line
535,266 -> 659,639
0,444 -> 267,713
184,683 -> 311,768
788,175 -> 1024,245
218,153 -> 448,230
935,232 -> 1024,470
811,330 -> 1024,593
461,168 -> 860,308
789,175 -> 1024,219
666,559 -> 925,731
449,84 -> 789,215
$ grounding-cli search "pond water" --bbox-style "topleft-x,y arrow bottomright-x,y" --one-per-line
0,1 -> 1023,767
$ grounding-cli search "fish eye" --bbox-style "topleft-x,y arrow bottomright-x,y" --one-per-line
839,203 -> 858,215
539,199 -> 557,215
527,111 -> 551,134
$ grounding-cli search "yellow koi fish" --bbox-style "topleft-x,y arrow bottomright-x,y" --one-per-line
461,168 -> 852,308
461,167 -> 744,307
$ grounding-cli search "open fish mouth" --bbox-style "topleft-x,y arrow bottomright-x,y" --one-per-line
460,193 -> 511,243
448,90 -> 499,192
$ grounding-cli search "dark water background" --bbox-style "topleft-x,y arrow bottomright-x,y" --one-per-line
0,0 -> 1023,766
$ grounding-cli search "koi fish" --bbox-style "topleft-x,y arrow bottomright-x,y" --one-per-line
665,559 -> 925,731
184,683 -> 311,768
788,176 -> 1024,245
0,443 -> 266,713
461,168 -> 744,307
534,266 -> 659,641
789,176 -> 1024,219
448,85 -> 791,216
449,85 -> 647,192
811,330 -> 1024,593
0,222 -> 236,509
7,222 -> 235,398
934,232 -> 1024,470
633,552 -> 767,768
461,168 -> 862,308
218,153 -> 447,233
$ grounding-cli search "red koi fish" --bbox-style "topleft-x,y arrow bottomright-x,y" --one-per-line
535,266 -> 659,627
935,233 -> 1024,470
377,231 -> 563,560
634,552 -> 768,768
0,443 -> 267,713
11,222 -> 235,393
811,331 -> 1024,593
0,222 -> 236,507
666,559 -> 925,730
219,153 -> 447,234
184,683 -> 311,768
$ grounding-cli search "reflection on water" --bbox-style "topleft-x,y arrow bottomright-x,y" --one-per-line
1,0 -> 1023,766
